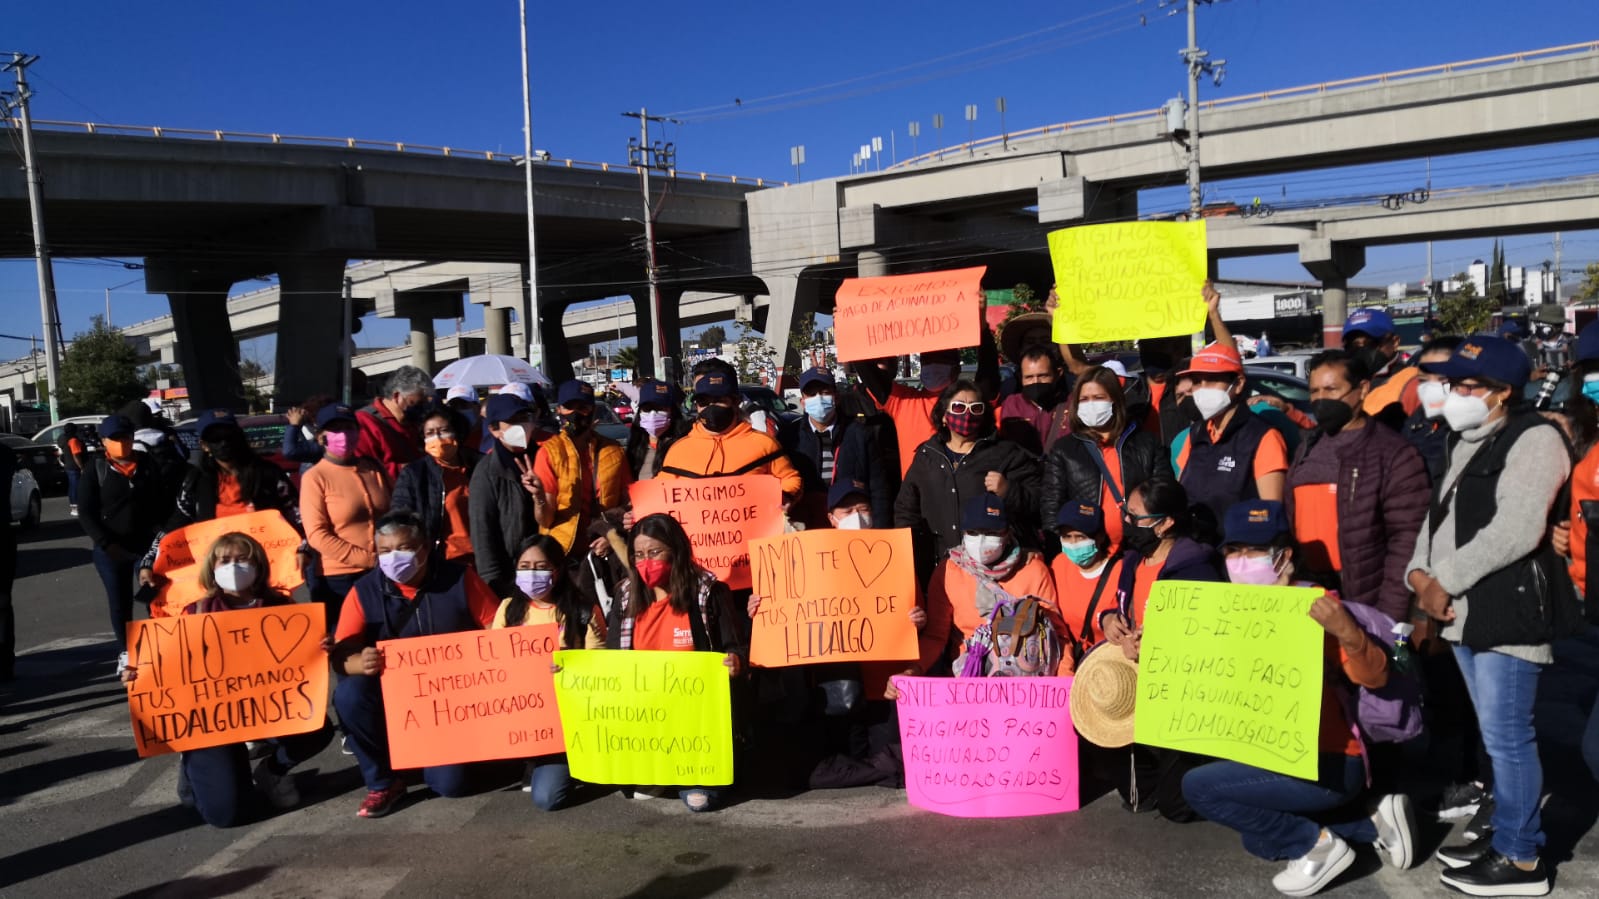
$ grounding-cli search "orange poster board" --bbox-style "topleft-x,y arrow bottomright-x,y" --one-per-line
749,528 -> 919,667
379,624 -> 564,769
125,604 -> 328,758
150,510 -> 305,618
833,267 -> 986,363
629,475 -> 784,591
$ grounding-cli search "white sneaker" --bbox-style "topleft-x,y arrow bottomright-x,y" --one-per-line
253,758 -> 300,809
1371,793 -> 1417,870
1272,831 -> 1354,897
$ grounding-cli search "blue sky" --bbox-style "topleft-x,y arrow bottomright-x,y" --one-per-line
4,0 -> 1597,360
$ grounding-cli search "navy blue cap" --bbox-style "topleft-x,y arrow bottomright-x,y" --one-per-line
315,403 -> 358,429
557,379 -> 596,407
827,479 -> 869,510
484,393 -> 531,425
98,414 -> 136,439
1343,308 -> 1396,341
1222,500 -> 1289,548
195,408 -> 238,436
959,492 -> 1009,531
1577,321 -> 1599,364
1055,500 -> 1104,535
636,379 -> 679,408
1498,320 -> 1524,339
1421,334 -> 1533,389
693,372 -> 738,398
798,366 -> 836,391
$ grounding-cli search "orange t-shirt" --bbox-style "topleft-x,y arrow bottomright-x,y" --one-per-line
883,385 -> 938,478
1570,444 -> 1599,590
1129,560 -> 1160,627
1292,482 -> 1342,573
1143,379 -> 1168,437
1175,420 -> 1289,483
439,463 -> 473,561
1096,442 -> 1126,552
216,472 -> 252,517
333,568 -> 500,643
632,600 -> 696,651
1049,555 -> 1123,647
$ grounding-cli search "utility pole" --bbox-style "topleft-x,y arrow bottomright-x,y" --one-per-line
517,0 -> 544,369
340,277 -> 354,404
1170,0 -> 1225,215
4,52 -> 63,423
1554,232 -> 1564,304
996,97 -> 1008,151
933,113 -> 944,160
623,108 -> 675,380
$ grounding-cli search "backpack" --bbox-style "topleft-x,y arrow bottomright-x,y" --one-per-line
1337,600 -> 1424,744
955,593 -> 1064,678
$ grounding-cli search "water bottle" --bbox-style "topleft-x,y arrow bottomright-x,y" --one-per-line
1389,622 -> 1415,675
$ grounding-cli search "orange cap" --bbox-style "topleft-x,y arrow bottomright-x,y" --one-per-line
1177,341 -> 1243,376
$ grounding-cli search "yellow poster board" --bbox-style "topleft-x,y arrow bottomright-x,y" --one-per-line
1133,581 -> 1324,779
1049,221 -> 1208,344
552,649 -> 734,786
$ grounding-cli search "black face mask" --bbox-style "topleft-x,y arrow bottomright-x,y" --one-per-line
1021,382 -> 1057,409
1124,522 -> 1162,556
1353,346 -> 1391,376
401,402 -> 429,425
697,404 -> 736,434
1178,395 -> 1202,424
205,435 -> 246,463
561,410 -> 593,434
1311,398 -> 1355,435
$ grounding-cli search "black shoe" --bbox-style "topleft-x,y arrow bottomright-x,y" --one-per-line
1462,794 -> 1496,842
1438,849 -> 1549,897
1436,832 -> 1494,870
1438,780 -> 1488,820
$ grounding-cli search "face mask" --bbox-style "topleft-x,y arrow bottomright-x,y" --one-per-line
1442,392 -> 1491,431
1310,398 -> 1355,435
1124,522 -> 1162,556
635,558 -> 671,590
1416,380 -> 1449,419
1226,553 -> 1281,586
1583,375 -> 1599,405
1354,346 -> 1392,376
323,431 -> 352,458
205,434 -> 245,463
835,511 -> 871,530
499,424 -> 529,451
1177,395 -> 1201,423
962,534 -> 1007,566
103,438 -> 133,459
697,404 -> 736,434
561,410 -> 593,434
515,569 -> 555,600
1061,539 -> 1099,567
425,434 -> 458,461
1077,400 -> 1114,429
638,410 -> 672,437
1021,382 -> 1056,408
378,549 -> 422,585
401,401 -> 429,424
920,363 -> 955,392
803,394 -> 836,422
213,561 -> 257,594
1191,387 -> 1233,422
945,410 -> 983,438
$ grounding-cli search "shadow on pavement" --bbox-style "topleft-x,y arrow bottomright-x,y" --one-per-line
619,865 -> 742,899
112,865 -> 275,899
16,517 -> 93,575
0,747 -> 137,805
0,805 -> 198,891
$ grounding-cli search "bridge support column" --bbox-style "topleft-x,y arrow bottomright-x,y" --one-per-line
1300,239 -> 1366,348
631,287 -> 684,383
275,257 -> 349,405
758,266 -> 827,378
537,298 -> 576,384
145,260 -> 244,412
484,307 -> 512,356
409,317 -> 436,373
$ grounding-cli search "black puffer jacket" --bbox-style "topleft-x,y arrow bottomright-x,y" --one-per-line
391,449 -> 481,559
1041,425 -> 1171,529
893,433 -> 1041,584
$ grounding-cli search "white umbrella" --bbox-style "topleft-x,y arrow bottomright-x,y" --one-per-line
432,354 -> 552,390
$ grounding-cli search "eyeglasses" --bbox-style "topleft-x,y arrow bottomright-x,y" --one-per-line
634,546 -> 672,560
947,401 -> 988,415
1450,380 -> 1494,395
1124,512 -> 1163,524
423,429 -> 455,440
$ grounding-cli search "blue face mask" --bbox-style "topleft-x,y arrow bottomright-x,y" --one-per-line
1583,379 -> 1599,405
803,394 -> 836,422
1060,539 -> 1099,567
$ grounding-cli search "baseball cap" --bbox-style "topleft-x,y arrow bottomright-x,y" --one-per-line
195,408 -> 238,437
1576,321 -> 1599,364
1343,308 -> 1396,341
1055,501 -> 1104,535
315,403 -> 358,429
1497,320 -> 1524,339
1421,334 -> 1533,389
798,367 -> 836,392
484,393 -> 531,425
636,379 -> 679,408
445,384 -> 478,404
827,479 -> 869,511
556,379 -> 596,407
1222,500 -> 1289,548
693,372 -> 738,399
496,382 -> 535,403
1176,341 -> 1244,377
1139,345 -> 1176,375
97,414 -> 136,439
959,492 -> 1009,532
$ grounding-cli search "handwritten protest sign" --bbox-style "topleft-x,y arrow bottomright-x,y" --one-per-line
552,649 -> 733,786
833,267 -> 986,363
1049,221 -> 1208,344
150,510 -> 305,618
630,475 -> 783,591
1134,581 -> 1324,779
125,604 -> 327,757
749,528 -> 918,667
894,676 -> 1078,818
378,624 -> 564,769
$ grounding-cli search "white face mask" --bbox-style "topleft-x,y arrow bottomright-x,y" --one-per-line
962,534 -> 1007,566
1077,400 -> 1114,429
500,424 -> 529,450
835,511 -> 871,530
213,561 -> 258,594
1416,380 -> 1449,419
1191,386 -> 1233,421
1442,392 -> 1492,431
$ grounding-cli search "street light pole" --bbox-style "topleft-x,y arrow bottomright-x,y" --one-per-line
5,53 -> 63,423
518,0 -> 544,369
623,108 -> 671,380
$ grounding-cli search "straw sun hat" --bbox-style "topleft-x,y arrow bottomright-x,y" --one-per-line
1070,644 -> 1140,748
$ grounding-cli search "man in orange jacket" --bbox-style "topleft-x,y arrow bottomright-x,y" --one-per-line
656,371 -> 803,500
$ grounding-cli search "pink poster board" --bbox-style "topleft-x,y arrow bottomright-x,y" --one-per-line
892,676 -> 1079,818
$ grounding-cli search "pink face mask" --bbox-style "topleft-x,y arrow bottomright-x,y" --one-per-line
324,431 -> 352,458
1226,553 -> 1281,586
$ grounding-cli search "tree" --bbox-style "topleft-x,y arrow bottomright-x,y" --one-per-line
58,316 -> 148,416
732,321 -> 777,384
1574,262 -> 1599,305
1437,272 -> 1495,336
994,282 -> 1045,349
239,358 -> 268,381
614,345 -> 638,373
698,325 -> 727,349
1487,240 -> 1508,304
785,311 -> 828,377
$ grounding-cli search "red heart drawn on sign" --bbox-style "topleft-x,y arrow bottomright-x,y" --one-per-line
847,539 -> 893,589
261,613 -> 310,665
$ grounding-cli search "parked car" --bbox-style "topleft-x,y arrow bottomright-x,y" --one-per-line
591,402 -> 630,444
1247,356 -> 1312,380
8,463 -> 40,530
175,414 -> 299,480
1244,370 -> 1312,414
0,434 -> 67,494
612,400 -> 634,424
738,385 -> 801,425
32,415 -> 105,461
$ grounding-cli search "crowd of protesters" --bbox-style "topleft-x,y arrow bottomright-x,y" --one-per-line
62,285 -> 1599,897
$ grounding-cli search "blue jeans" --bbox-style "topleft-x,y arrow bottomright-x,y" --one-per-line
66,469 -> 78,506
1182,754 -> 1376,860
334,673 -> 472,795
529,754 -> 573,811
1453,643 -> 1545,861
308,570 -> 364,636
181,723 -> 335,827
91,547 -> 137,646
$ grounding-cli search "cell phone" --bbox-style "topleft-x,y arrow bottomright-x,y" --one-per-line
133,583 -> 158,605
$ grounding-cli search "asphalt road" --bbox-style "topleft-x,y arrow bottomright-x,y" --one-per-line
3,495 -> 1599,898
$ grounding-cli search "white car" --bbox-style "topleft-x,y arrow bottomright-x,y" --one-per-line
1247,356 -> 1313,380
9,466 -> 39,530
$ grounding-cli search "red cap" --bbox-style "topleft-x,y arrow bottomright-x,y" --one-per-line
1177,341 -> 1243,376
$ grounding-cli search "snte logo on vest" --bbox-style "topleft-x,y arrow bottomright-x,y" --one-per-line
1216,455 -> 1237,473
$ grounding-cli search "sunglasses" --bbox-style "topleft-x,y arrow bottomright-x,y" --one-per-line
947,401 -> 988,415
